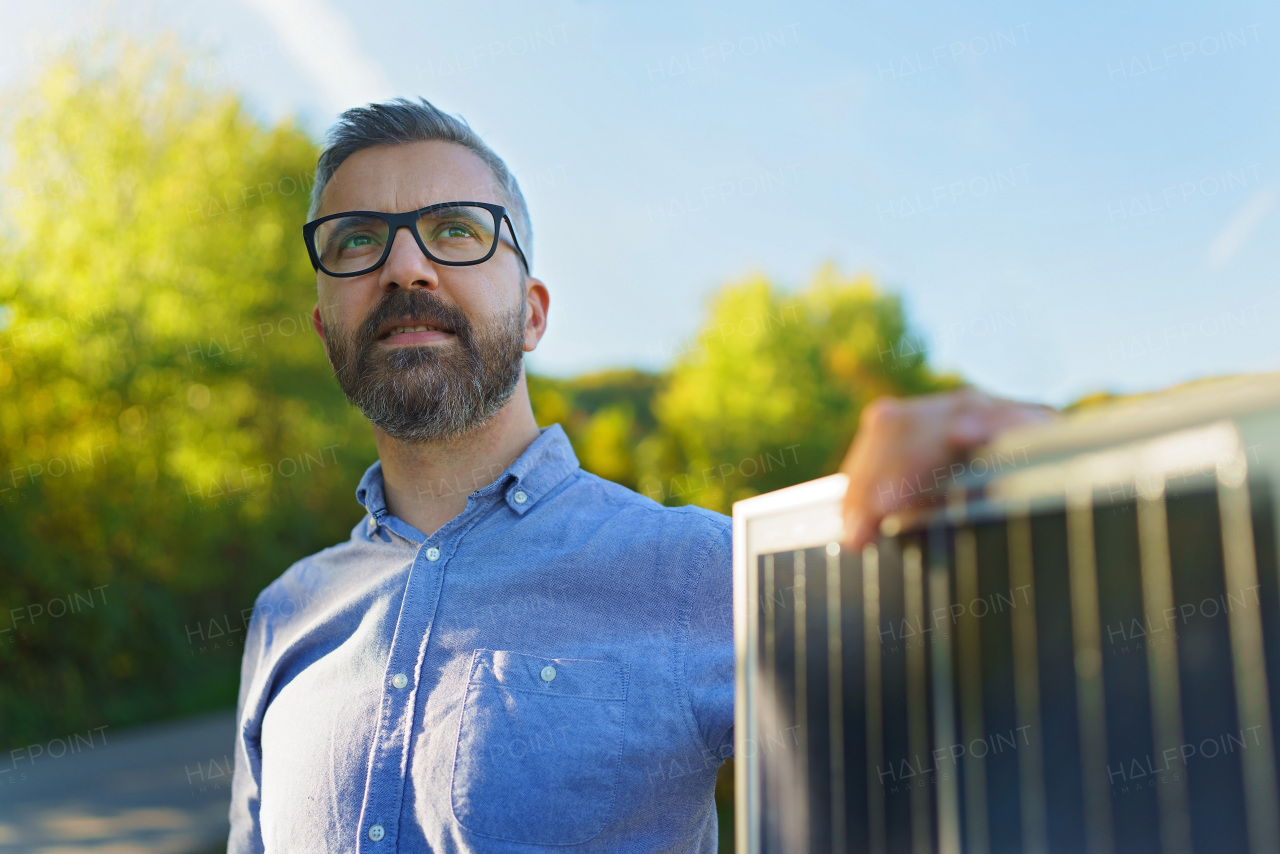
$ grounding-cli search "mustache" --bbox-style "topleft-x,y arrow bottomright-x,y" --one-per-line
359,289 -> 472,345
321,290 -> 473,383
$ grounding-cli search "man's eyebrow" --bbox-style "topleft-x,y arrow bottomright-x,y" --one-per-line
403,200 -> 482,213
425,202 -> 482,213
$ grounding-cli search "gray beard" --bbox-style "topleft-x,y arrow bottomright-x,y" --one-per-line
325,293 -> 526,444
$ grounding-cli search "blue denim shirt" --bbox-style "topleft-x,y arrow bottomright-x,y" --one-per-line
228,423 -> 734,853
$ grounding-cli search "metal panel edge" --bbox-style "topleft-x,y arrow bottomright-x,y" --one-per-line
733,473 -> 850,853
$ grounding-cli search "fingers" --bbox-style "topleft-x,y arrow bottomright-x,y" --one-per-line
840,389 -> 1057,552
843,511 -> 877,553
840,396 -> 916,550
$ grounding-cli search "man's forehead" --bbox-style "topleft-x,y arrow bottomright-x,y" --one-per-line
320,140 -> 504,214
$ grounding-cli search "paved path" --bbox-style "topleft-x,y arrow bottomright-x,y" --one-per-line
0,711 -> 235,853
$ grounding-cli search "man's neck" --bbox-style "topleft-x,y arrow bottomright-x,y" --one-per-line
372,377 -> 542,539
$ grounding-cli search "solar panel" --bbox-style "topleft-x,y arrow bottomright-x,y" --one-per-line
731,374 -> 1280,854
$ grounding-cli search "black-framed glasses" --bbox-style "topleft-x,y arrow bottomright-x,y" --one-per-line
302,201 -> 529,278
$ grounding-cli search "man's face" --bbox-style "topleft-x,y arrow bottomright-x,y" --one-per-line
311,140 -> 547,444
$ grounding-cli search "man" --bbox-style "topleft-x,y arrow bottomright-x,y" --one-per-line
228,97 -> 1051,853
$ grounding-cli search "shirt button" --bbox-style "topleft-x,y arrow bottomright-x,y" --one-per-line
426,547 -> 440,561
513,490 -> 528,504
540,665 -> 557,682
391,673 -> 408,689
368,824 -> 385,841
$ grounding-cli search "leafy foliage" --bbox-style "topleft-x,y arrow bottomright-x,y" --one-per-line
0,36 -> 376,744
638,266 -> 958,511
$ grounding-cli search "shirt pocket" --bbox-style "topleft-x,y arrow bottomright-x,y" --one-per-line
450,648 -> 630,845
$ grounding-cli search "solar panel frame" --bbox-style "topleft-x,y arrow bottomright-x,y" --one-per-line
732,374 -> 1280,854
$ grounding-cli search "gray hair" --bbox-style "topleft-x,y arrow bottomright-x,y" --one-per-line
308,97 -> 533,271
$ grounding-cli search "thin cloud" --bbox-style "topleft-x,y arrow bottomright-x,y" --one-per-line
232,0 -> 394,115
1208,188 -> 1275,271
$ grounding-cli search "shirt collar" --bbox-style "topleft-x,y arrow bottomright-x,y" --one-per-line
354,423 -> 580,537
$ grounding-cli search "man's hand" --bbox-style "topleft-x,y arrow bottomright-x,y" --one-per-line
839,388 -> 1059,550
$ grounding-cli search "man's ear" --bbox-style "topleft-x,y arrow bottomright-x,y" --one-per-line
522,276 -> 549,352
312,304 -> 327,347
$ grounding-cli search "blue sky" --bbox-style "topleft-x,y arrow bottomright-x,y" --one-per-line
4,0 -> 1277,406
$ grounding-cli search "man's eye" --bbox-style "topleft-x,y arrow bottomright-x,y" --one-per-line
340,232 -> 379,250
436,223 -> 478,240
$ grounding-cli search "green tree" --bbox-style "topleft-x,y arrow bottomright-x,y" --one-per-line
639,265 -> 958,513
0,35 -> 375,744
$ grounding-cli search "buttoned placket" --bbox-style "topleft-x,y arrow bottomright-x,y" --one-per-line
355,479 -> 534,851
354,533 -> 444,852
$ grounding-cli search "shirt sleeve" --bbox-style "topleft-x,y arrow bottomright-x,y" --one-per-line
683,519 -> 735,763
228,593 -> 271,854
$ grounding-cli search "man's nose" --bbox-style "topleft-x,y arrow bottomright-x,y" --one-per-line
379,225 -> 439,290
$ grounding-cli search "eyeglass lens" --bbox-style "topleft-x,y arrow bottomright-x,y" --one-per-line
313,205 -> 499,274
